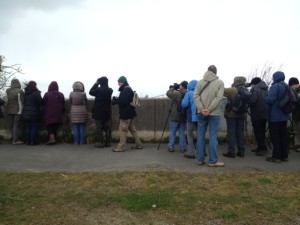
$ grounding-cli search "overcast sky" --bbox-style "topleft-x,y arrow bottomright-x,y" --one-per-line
1,0 -> 299,98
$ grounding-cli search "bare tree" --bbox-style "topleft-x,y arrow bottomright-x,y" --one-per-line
0,55 -> 23,97
247,61 -> 283,87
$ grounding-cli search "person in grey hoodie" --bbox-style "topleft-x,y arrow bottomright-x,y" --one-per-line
6,78 -> 24,144
247,77 -> 269,156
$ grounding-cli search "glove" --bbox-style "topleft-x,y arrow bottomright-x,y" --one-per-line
112,96 -> 118,105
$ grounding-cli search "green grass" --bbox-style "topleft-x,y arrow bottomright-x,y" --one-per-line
0,172 -> 299,225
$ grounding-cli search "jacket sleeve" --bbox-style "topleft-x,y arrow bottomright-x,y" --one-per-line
89,83 -> 98,96
181,92 -> 190,109
207,81 -> 224,112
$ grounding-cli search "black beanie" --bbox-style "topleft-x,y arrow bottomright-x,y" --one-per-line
250,77 -> 262,85
288,77 -> 299,86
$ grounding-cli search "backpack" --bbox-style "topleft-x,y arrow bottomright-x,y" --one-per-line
227,88 -> 252,113
125,86 -> 141,108
176,91 -> 187,117
278,83 -> 299,114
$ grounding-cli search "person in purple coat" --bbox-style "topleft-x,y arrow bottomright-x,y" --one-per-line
43,81 -> 65,145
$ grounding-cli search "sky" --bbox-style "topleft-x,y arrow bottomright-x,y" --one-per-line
0,0 -> 299,98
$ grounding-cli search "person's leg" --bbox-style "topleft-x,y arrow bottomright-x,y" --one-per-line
128,117 -> 143,148
72,123 -> 79,145
293,120 -> 300,147
25,121 -> 31,144
224,118 -> 236,157
267,122 -> 281,162
115,119 -> 129,150
208,115 -> 221,164
196,114 -> 208,163
30,121 -> 38,145
279,121 -> 289,161
79,123 -> 86,145
168,120 -> 178,152
236,118 -> 245,156
178,122 -> 186,152
12,114 -> 22,143
186,121 -> 195,156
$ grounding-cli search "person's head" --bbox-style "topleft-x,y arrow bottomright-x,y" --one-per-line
232,76 -> 246,87
272,71 -> 285,83
72,81 -> 85,92
10,78 -> 21,88
117,75 -> 127,87
288,77 -> 299,89
208,65 -> 217,74
97,76 -> 108,86
48,81 -> 59,91
245,77 -> 261,87
180,81 -> 188,90
25,81 -> 37,90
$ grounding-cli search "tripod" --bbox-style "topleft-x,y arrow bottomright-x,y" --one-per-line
157,102 -> 173,150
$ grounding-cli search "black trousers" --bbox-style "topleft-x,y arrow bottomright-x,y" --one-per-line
252,119 -> 267,151
269,121 -> 289,160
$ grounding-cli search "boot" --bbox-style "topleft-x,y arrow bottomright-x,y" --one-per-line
95,131 -> 104,148
104,131 -> 111,147
46,133 -> 56,145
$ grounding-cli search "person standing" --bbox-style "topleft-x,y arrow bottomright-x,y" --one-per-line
181,80 -> 198,159
247,77 -> 269,156
43,81 -> 65,145
89,76 -> 113,148
288,77 -> 300,152
223,76 -> 248,158
166,81 -> 188,152
21,81 -> 43,145
194,65 -> 225,167
69,81 -> 88,145
6,78 -> 24,144
265,71 -> 289,163
111,76 -> 143,152
0,97 -> 5,144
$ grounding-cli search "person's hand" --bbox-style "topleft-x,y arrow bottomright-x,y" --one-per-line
201,108 -> 210,117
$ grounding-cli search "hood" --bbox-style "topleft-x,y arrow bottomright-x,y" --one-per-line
256,81 -> 269,91
231,76 -> 246,87
48,81 -> 59,91
272,71 -> 285,83
203,71 -> 219,82
10,79 -> 21,88
187,80 -> 198,91
72,81 -> 84,92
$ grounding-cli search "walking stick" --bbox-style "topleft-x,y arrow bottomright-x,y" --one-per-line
157,102 -> 173,150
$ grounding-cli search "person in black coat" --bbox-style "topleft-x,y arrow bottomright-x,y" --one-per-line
111,76 -> 143,152
21,81 -> 43,145
89,76 -> 113,148
0,97 -> 5,144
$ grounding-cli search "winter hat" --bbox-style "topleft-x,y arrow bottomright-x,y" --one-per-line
98,76 -> 108,86
288,77 -> 299,86
180,81 -> 188,89
208,65 -> 217,74
245,77 -> 262,87
117,76 -> 127,83
232,76 -> 246,87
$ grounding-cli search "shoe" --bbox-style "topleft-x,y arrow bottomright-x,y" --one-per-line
266,157 -> 281,163
168,147 -> 174,152
223,152 -> 235,158
255,150 -> 268,156
180,149 -> 186,153
184,154 -> 195,159
12,141 -> 24,145
251,148 -> 259,152
281,157 -> 289,162
295,148 -> 300,152
197,161 -> 205,165
131,145 -> 143,149
112,147 -> 125,152
95,143 -> 104,148
236,152 -> 244,158
208,162 -> 225,167
46,141 -> 56,145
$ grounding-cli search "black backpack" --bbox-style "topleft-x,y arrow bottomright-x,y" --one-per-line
278,83 -> 299,114
227,88 -> 252,113
176,91 -> 187,117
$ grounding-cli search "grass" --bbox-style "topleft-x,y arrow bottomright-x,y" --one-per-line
0,172 -> 299,225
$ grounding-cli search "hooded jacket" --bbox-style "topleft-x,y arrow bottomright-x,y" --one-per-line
249,80 -> 268,121
182,80 -> 198,122
223,76 -> 248,119
22,84 -> 43,121
89,78 -> 113,121
166,87 -> 187,123
69,81 -> 88,123
265,72 -> 290,122
43,81 -> 65,126
194,70 -> 224,116
6,79 -> 25,115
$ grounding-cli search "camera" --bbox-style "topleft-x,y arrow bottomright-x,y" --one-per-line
169,83 -> 179,90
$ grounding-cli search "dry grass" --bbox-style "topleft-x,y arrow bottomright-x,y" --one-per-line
0,171 -> 299,225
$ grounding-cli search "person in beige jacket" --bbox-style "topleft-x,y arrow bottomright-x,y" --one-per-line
194,65 -> 225,167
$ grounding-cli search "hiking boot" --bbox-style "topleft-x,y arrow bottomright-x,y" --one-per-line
236,152 -> 244,158
131,145 -> 143,149
112,147 -> 125,152
168,147 -> 174,152
255,150 -> 268,156
197,161 -> 205,165
208,162 -> 225,167
184,154 -> 195,159
266,157 -> 281,163
223,152 -> 235,158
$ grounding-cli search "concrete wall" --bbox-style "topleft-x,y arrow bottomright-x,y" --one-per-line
0,98 -> 253,142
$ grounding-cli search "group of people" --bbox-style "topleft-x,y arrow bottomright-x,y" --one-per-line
0,76 -> 143,152
166,65 -> 300,167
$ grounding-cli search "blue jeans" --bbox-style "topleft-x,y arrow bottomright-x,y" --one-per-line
72,123 -> 86,144
168,120 -> 186,151
25,121 -> 38,145
226,118 -> 245,154
197,114 -> 220,164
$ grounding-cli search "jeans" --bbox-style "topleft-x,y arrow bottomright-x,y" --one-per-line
269,121 -> 288,160
168,120 -> 186,151
252,119 -> 267,151
226,118 -> 245,154
25,121 -> 38,145
72,123 -> 86,144
197,114 -> 220,164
